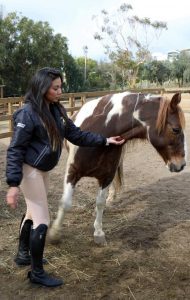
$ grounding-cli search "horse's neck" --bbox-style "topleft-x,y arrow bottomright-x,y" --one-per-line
119,97 -> 159,141
138,98 -> 160,125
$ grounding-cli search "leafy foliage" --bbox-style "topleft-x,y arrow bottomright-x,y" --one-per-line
139,60 -> 172,85
0,13 -> 80,95
171,52 -> 190,87
93,3 -> 167,87
1,11 -> 190,95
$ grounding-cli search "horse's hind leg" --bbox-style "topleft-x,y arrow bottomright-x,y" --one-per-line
94,186 -> 109,245
48,180 -> 75,243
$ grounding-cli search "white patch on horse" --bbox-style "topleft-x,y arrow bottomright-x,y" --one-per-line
145,94 -> 158,101
66,141 -> 79,166
146,126 -> 150,142
133,110 -> 147,127
105,92 -> 131,125
62,182 -> 74,211
75,98 -> 101,126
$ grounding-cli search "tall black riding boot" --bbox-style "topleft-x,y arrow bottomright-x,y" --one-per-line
14,214 -> 33,266
28,224 -> 63,287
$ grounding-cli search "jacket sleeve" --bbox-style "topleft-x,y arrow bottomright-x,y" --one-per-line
64,118 -> 107,147
6,109 -> 34,187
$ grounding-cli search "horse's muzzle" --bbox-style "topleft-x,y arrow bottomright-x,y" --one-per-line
169,161 -> 186,172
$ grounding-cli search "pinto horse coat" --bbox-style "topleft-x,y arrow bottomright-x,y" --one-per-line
49,92 -> 186,245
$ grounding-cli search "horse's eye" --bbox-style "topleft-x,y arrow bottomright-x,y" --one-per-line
172,127 -> 181,134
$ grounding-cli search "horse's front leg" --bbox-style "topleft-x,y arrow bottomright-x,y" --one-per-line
48,181 -> 74,243
94,186 -> 109,245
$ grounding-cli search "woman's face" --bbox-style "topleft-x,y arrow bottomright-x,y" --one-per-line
45,77 -> 62,103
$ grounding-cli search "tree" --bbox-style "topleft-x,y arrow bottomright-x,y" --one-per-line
93,3 -> 167,88
171,52 -> 190,87
75,57 -> 119,91
139,60 -> 171,86
0,12 -> 79,95
63,54 -> 82,92
183,67 -> 190,85
75,57 -> 100,90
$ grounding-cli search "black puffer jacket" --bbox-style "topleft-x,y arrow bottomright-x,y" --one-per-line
6,103 -> 107,187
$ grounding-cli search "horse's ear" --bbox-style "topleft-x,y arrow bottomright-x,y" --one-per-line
170,93 -> 181,111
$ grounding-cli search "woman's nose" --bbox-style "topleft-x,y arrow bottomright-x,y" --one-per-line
57,88 -> 62,95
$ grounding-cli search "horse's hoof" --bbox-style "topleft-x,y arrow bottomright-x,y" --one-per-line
94,235 -> 107,246
48,227 -> 62,244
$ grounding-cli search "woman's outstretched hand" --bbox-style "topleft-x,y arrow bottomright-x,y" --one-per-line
6,187 -> 20,209
107,136 -> 125,145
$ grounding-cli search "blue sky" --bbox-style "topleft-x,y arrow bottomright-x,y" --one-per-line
1,0 -> 190,61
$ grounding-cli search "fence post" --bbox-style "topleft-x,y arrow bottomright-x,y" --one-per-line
19,98 -> 23,107
161,88 -> 165,95
81,95 -> 86,106
69,96 -> 75,116
8,100 -> 13,132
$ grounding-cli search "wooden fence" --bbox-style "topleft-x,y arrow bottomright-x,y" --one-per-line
0,88 -> 190,139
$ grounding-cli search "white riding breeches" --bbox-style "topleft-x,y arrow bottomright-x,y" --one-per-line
20,164 -> 50,229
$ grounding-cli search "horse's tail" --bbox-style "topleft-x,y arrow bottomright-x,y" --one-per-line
115,144 -> 126,190
116,163 -> 124,190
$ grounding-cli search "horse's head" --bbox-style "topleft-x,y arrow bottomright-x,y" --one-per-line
147,93 -> 186,172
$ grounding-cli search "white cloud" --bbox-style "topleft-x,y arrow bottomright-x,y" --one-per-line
152,52 -> 167,61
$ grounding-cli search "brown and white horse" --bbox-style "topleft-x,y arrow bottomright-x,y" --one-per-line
49,92 -> 186,245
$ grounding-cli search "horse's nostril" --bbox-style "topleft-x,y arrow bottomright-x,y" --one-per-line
169,162 -> 186,172
169,163 -> 176,172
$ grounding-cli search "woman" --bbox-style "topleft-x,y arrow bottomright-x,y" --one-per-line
6,67 -> 125,287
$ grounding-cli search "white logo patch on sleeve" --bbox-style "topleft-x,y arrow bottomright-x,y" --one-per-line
17,122 -> 26,128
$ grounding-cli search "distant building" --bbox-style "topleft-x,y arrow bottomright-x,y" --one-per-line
167,51 -> 179,62
180,48 -> 190,56
152,52 -> 167,61
167,48 -> 190,62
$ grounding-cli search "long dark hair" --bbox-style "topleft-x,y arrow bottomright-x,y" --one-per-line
25,67 -> 65,150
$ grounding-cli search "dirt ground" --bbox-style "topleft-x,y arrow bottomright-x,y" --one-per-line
0,96 -> 190,300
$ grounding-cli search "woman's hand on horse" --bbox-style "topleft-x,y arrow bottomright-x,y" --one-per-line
6,187 -> 20,209
107,136 -> 125,145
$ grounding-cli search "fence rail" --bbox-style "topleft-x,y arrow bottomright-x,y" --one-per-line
0,88 -> 190,139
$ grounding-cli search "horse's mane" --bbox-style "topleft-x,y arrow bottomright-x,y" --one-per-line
156,97 -> 185,135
